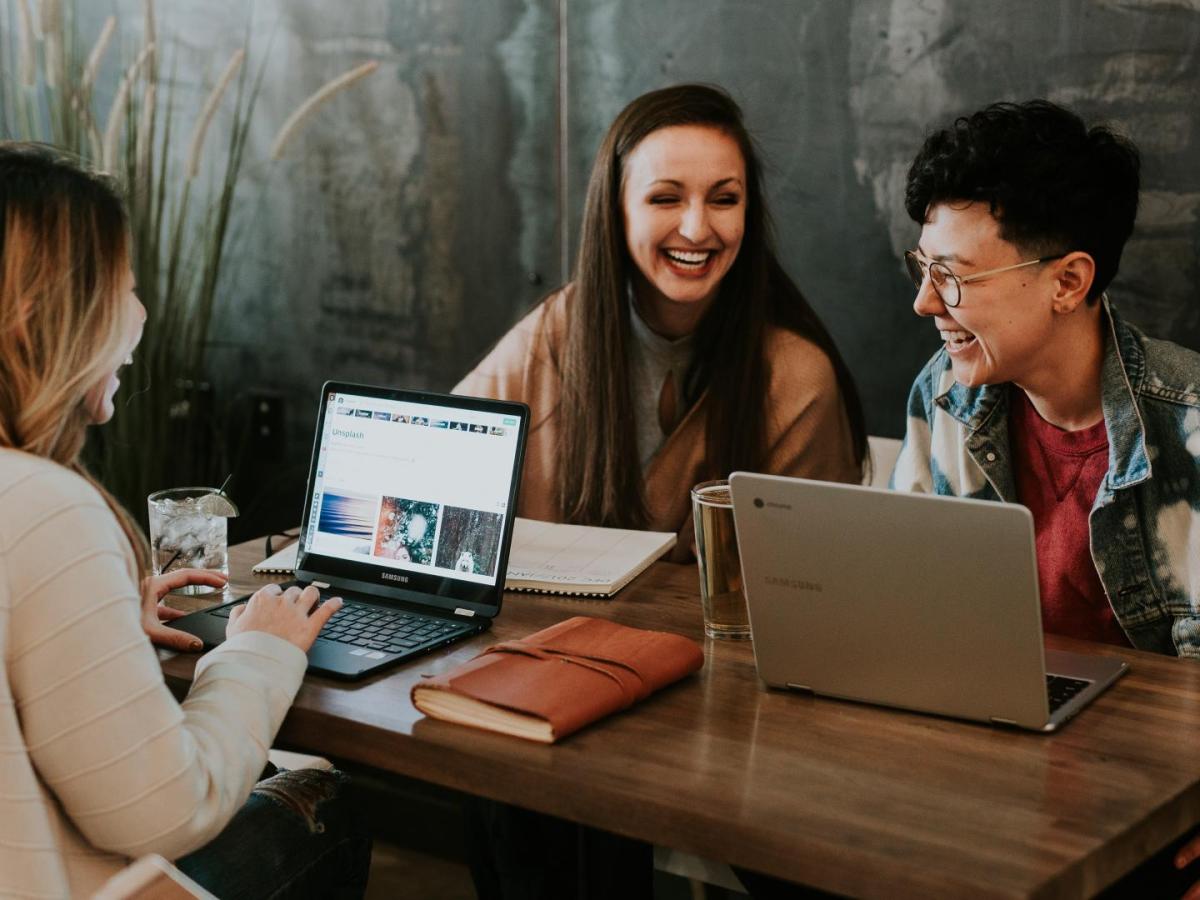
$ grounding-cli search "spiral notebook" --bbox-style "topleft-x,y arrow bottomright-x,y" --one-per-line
253,541 -> 302,574
253,518 -> 676,598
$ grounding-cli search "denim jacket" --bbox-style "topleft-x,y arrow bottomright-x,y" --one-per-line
891,300 -> 1200,658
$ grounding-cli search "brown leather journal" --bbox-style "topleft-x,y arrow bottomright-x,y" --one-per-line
410,616 -> 705,743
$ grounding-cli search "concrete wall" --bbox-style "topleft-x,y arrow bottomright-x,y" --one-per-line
5,0 -> 1200,453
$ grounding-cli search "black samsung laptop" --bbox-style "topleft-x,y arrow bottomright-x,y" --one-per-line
170,381 -> 529,680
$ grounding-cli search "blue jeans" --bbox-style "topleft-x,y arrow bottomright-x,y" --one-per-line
176,766 -> 372,900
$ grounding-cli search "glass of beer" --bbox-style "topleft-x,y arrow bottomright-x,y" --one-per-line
691,479 -> 750,640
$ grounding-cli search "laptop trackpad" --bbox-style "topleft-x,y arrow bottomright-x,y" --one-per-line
170,609 -> 231,648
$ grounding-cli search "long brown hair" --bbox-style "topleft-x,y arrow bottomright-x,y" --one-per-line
0,142 -> 150,571
557,84 -> 867,527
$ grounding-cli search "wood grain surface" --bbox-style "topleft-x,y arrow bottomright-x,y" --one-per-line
160,538 -> 1200,899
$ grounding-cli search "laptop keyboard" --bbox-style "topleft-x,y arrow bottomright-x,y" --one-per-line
209,598 -> 474,656
1046,674 -> 1091,713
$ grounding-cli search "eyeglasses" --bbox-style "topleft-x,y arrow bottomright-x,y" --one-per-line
903,250 -> 1066,308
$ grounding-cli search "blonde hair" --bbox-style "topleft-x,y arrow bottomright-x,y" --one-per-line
0,142 -> 150,572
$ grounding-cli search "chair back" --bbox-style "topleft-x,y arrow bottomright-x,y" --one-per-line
866,435 -> 903,488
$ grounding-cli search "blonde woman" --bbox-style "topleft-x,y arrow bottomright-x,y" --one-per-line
0,143 -> 370,898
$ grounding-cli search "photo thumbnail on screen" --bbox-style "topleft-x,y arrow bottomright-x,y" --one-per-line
434,507 -> 504,576
375,497 -> 439,565
317,492 -> 376,554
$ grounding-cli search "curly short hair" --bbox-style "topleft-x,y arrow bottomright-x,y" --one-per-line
904,100 -> 1140,301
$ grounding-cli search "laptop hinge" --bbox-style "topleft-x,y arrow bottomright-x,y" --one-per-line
454,607 -> 476,617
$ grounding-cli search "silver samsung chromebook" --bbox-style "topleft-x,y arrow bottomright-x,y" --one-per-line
728,473 -> 1128,732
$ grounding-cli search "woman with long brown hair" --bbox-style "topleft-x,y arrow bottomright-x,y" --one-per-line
459,84 -> 866,899
458,83 -> 866,555
0,143 -> 369,898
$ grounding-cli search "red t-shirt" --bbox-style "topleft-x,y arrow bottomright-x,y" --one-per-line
1009,390 -> 1130,647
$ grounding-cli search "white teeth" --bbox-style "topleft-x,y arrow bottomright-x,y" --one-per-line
124,355 -> 134,365
664,249 -> 711,266
939,329 -> 974,345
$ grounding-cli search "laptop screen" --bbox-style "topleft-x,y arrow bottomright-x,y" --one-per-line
295,383 -> 528,615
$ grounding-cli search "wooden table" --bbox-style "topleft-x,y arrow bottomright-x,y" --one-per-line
161,539 -> 1200,899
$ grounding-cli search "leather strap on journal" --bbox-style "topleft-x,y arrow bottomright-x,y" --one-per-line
482,640 -> 649,706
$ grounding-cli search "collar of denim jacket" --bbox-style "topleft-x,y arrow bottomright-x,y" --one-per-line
1097,297 -> 1152,492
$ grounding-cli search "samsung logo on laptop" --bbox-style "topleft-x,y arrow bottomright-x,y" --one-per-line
764,576 -> 822,593
380,571 -> 409,584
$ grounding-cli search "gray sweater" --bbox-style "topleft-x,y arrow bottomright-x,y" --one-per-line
628,296 -> 695,470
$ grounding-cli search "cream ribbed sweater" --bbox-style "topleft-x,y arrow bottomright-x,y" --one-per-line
0,449 -> 308,899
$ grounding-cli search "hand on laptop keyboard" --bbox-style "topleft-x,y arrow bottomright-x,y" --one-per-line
226,583 -> 344,653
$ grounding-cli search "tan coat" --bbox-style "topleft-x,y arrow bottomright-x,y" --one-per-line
455,290 -> 862,561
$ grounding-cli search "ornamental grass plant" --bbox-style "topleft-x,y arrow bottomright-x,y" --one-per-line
0,0 -> 376,528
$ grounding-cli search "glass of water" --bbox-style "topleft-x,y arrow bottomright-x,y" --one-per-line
147,487 -> 232,594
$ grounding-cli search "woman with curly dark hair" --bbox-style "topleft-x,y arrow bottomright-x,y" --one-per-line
895,99 -> 1200,897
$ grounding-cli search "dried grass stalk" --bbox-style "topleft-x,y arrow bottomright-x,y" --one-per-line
81,15 -> 116,97
135,81 -> 156,185
87,119 -> 102,162
39,0 -> 63,89
269,60 -> 379,160
142,0 -> 156,71
184,48 -> 244,179
16,0 -> 36,86
102,44 -> 155,171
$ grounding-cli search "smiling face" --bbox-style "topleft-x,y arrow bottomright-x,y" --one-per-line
913,201 -> 1064,389
84,264 -> 146,425
620,124 -> 746,335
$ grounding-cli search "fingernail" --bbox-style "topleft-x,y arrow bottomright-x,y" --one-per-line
191,640 -> 203,650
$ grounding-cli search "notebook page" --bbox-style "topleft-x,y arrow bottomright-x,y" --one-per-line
250,518 -> 675,587
506,518 -> 675,587
251,541 -> 299,574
